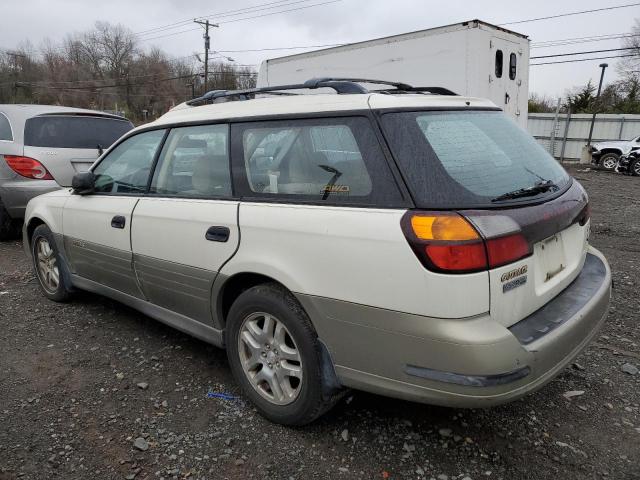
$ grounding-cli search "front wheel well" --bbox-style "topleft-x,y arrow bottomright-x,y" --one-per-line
217,272 -> 289,328
598,149 -> 621,156
26,217 -> 46,248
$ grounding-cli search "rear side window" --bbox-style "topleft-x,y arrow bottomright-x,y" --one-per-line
509,53 -> 517,80
150,124 -> 231,197
0,113 -> 12,141
24,115 -> 133,149
381,111 -> 570,208
495,50 -> 503,78
232,117 -> 404,206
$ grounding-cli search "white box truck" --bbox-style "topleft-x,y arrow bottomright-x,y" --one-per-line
257,19 -> 530,128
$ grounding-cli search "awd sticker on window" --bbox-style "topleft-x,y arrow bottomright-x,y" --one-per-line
320,185 -> 350,194
501,265 -> 528,293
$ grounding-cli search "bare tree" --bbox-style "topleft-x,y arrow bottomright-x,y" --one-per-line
617,18 -> 640,79
0,21 -> 257,122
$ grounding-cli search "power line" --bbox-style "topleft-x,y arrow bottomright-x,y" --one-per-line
531,33 -> 640,48
531,53 -> 638,66
18,71 -> 256,92
216,43 -> 344,53
531,47 -> 638,59
135,0 -> 296,36
139,0 -> 343,43
498,2 -> 640,26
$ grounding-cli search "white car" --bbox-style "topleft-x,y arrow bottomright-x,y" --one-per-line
23,79 -> 611,425
590,135 -> 640,171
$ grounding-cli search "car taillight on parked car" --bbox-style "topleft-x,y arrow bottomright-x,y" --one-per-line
401,211 -> 531,273
4,155 -> 54,180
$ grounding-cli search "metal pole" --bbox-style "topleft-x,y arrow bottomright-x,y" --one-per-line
548,97 -> 562,157
204,21 -> 209,93
194,19 -> 219,95
586,63 -> 608,147
618,116 -> 625,139
559,109 -> 572,164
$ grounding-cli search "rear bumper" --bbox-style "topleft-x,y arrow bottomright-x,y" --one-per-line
0,179 -> 61,218
299,246 -> 611,407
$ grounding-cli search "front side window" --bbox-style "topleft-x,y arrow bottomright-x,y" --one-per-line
24,115 -> 133,149
509,53 -> 517,80
92,130 -> 165,194
234,117 -> 403,205
495,50 -> 503,78
0,113 -> 12,141
150,124 -> 231,197
381,110 -> 571,208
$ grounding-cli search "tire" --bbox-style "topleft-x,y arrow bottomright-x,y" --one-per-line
31,224 -> 71,302
225,282 -> 341,425
631,158 -> 640,177
599,152 -> 619,171
0,200 -> 19,241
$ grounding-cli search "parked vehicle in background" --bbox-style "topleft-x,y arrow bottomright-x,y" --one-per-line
616,150 -> 640,176
257,20 -> 530,128
590,135 -> 640,171
23,79 -> 611,426
0,105 -> 133,240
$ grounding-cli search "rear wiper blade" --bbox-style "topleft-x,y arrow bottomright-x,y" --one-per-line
491,180 -> 558,202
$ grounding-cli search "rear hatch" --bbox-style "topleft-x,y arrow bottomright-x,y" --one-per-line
382,109 -> 590,327
23,114 -> 133,186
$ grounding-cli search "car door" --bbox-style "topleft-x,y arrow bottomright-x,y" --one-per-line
130,124 -> 239,324
63,129 -> 166,297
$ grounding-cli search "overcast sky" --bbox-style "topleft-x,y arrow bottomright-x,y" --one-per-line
1,0 -> 638,98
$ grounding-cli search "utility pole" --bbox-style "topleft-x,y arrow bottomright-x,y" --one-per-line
586,63 -> 608,147
193,19 -> 219,94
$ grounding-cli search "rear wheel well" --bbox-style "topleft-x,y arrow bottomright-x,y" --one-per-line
218,273 -> 289,328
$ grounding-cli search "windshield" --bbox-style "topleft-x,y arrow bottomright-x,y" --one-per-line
381,110 -> 571,208
24,115 -> 133,149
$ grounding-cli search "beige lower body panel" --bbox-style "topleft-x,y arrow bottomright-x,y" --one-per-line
296,247 -> 611,407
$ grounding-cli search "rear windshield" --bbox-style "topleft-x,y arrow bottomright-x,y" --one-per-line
381,110 -> 571,208
24,115 -> 133,149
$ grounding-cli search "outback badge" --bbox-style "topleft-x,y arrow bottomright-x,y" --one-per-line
501,265 -> 528,293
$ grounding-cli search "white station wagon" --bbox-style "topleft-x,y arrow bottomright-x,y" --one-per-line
24,79 -> 611,425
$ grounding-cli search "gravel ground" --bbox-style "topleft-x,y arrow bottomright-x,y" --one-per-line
1,166 -> 639,480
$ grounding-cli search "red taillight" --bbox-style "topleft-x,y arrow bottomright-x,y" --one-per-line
485,233 -> 530,268
402,211 -> 531,274
425,242 -> 487,271
4,155 -> 54,180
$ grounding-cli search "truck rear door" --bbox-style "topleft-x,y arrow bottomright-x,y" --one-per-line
489,36 -> 522,120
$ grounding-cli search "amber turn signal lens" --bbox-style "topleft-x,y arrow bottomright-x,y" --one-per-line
410,214 -> 480,241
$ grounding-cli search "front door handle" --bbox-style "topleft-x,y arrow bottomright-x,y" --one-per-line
111,215 -> 126,229
205,226 -> 230,242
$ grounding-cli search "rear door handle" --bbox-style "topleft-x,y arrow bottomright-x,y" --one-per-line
111,215 -> 126,229
205,226 -> 230,242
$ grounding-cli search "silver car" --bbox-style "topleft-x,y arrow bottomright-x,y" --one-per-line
0,105 -> 133,239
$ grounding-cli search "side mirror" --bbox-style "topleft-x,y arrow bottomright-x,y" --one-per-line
72,172 -> 96,195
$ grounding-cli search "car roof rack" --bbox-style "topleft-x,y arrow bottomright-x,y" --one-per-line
185,77 -> 457,106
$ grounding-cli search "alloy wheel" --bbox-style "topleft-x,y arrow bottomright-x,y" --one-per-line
602,156 -> 617,170
35,237 -> 59,294
238,312 -> 303,405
